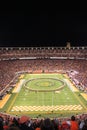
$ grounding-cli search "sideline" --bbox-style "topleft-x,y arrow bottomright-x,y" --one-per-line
64,78 -> 79,92
12,79 -> 25,93
0,94 -> 11,108
64,76 -> 87,111
7,93 -> 18,113
81,93 -> 87,101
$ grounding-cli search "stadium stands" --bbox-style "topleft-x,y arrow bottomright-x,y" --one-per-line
0,46 -> 87,94
0,112 -> 87,130
0,46 -> 87,130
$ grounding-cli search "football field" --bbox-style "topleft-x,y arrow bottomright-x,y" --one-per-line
1,73 -> 87,118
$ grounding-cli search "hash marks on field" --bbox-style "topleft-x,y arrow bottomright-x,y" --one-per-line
11,105 -> 83,112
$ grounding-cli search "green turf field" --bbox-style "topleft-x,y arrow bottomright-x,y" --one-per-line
1,73 -> 87,118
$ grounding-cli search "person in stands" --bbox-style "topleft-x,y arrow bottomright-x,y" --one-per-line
67,115 -> 79,130
82,119 -> 87,130
40,118 -> 55,130
0,116 -> 4,130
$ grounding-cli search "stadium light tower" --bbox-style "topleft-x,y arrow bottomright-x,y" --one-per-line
66,42 -> 71,49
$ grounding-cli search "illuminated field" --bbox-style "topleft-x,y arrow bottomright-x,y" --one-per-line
1,73 -> 87,118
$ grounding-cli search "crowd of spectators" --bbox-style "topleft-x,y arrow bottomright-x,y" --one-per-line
0,58 -> 87,93
0,113 -> 87,130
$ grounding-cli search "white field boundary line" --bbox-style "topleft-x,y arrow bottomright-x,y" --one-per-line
64,79 -> 79,92
0,94 -> 11,108
81,93 -> 87,101
12,79 -> 25,93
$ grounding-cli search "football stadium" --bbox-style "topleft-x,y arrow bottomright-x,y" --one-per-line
0,45 -> 87,129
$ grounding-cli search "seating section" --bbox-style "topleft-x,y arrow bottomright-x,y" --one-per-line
0,59 -> 87,93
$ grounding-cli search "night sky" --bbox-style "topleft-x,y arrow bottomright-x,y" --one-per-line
0,2 -> 87,47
